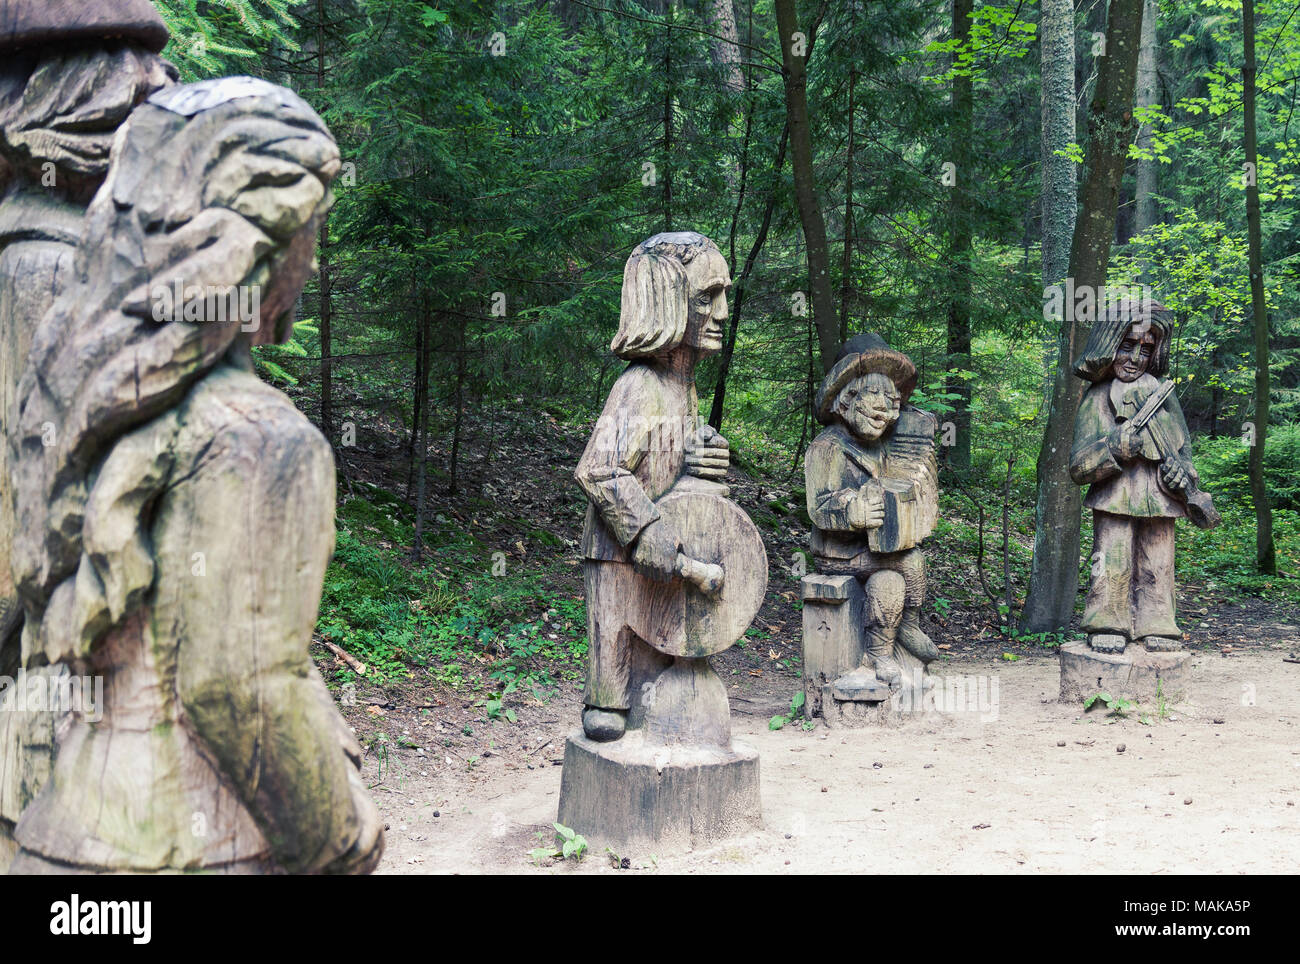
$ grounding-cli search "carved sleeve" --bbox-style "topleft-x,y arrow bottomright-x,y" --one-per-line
805,437 -> 863,533
1069,386 -> 1123,486
574,378 -> 661,548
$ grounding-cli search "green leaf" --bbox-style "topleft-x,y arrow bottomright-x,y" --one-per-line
769,715 -> 787,731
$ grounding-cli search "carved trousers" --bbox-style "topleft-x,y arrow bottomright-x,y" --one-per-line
1082,511 -> 1180,641
814,547 -> 926,613
581,560 -> 672,714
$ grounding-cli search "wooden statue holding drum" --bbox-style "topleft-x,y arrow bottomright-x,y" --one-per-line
559,232 -> 765,846
801,334 -> 940,722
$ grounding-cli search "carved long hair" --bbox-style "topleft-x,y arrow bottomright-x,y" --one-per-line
0,45 -> 176,193
1073,298 -> 1174,383
611,231 -> 718,358
10,77 -> 338,659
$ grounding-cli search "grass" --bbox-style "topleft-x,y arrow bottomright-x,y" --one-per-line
318,482 -> 587,694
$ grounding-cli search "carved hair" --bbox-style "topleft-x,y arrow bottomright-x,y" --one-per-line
611,231 -> 719,358
1073,298 -> 1173,383
10,78 -> 338,650
0,45 -> 175,192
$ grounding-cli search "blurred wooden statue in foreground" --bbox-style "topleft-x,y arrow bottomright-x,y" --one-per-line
801,333 -> 939,725
1,1 -> 381,874
1060,299 -> 1219,703
560,232 -> 765,846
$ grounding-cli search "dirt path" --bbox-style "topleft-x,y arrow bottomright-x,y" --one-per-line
367,639 -> 1300,874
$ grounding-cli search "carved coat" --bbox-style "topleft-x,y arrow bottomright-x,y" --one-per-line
575,362 -> 697,561
1069,373 -> 1197,518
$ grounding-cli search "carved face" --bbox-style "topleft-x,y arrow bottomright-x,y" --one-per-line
837,372 -> 900,442
681,248 -> 731,355
1113,321 -> 1157,382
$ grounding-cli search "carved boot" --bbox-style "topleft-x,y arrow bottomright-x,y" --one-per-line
1088,633 -> 1127,653
865,627 -> 903,689
581,707 -> 626,742
1143,636 -> 1182,652
896,607 -> 938,663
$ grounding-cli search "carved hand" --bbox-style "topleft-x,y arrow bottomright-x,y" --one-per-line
847,485 -> 885,530
1109,422 -> 1143,461
1160,458 -> 1191,495
685,423 -> 729,479
631,518 -> 681,581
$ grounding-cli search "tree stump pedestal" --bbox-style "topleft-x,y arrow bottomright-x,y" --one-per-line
800,574 -> 933,728
1059,639 -> 1191,705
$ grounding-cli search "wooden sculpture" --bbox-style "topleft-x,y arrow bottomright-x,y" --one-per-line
560,231 -> 765,846
0,2 -> 382,874
0,0 -> 176,871
801,333 -> 939,724
1060,299 -> 1219,702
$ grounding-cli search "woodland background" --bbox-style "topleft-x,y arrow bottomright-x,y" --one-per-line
151,0 -> 1299,704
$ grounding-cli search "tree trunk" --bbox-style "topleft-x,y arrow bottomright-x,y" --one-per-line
407,304 -> 425,499
708,0 -> 744,94
316,0 -> 333,441
663,5 -> 673,230
774,0 -> 839,372
412,306 -> 434,561
1134,0 -> 1159,239
840,2 -> 857,347
1242,0 -> 1276,574
710,125 -> 789,430
1020,0 -> 1146,634
946,0 -> 974,473
1039,0 -> 1076,398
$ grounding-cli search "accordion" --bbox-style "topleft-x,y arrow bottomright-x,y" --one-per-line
866,408 -> 938,554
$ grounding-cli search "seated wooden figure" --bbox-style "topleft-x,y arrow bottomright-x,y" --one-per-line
801,334 -> 939,717
1069,299 -> 1220,655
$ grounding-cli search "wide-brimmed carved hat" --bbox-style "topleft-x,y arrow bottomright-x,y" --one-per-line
815,332 -> 918,424
0,0 -> 169,53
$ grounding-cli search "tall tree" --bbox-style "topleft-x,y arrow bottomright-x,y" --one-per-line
1039,0 -> 1076,343
315,0 -> 334,442
775,0 -> 839,372
1134,0 -> 1160,239
1021,0 -> 1146,634
946,0 -> 974,472
708,0 -> 745,94
1241,0 -> 1276,574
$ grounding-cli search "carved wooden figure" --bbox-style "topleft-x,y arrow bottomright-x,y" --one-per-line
0,0 -> 176,872
0,2 -> 382,874
1060,299 -> 1219,702
801,333 -> 939,724
559,232 -> 766,846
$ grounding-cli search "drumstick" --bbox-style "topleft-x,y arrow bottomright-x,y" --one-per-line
675,552 -> 725,596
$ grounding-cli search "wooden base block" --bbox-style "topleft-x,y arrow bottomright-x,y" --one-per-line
556,729 -> 761,849
1059,640 -> 1191,704
821,652 -> 935,729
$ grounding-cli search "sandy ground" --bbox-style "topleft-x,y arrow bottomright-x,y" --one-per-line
368,642 -> 1300,874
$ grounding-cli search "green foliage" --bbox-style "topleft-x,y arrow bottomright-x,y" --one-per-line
152,0 -> 301,79
769,690 -> 808,731
1084,691 -> 1135,717
319,488 -> 586,688
529,823 -> 588,864
1195,424 -> 1300,510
